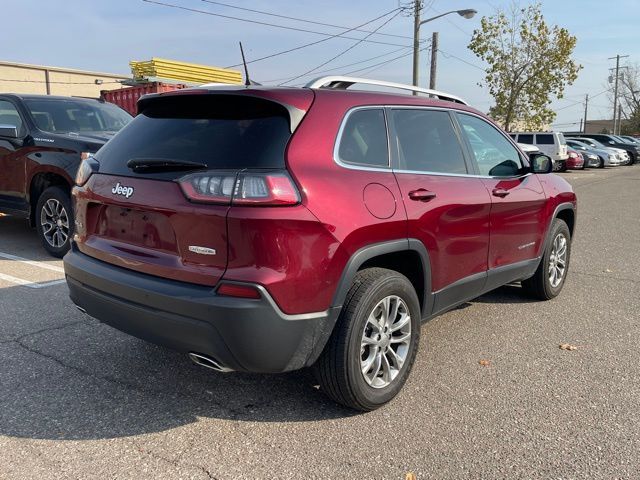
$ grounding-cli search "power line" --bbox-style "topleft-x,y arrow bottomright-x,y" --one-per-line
262,46 -> 411,83
288,44 -> 431,87
278,10 -> 404,86
438,49 -> 485,71
200,0 -> 415,41
142,0 -> 414,49
345,45 -> 430,76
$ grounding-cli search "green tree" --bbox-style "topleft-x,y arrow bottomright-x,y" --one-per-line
468,3 -> 581,131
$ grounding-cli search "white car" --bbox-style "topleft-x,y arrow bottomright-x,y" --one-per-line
510,131 -> 569,171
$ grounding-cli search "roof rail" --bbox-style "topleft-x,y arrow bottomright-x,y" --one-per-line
305,75 -> 468,105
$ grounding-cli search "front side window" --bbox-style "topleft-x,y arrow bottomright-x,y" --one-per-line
392,109 -> 467,174
457,113 -> 523,177
0,100 -> 24,135
337,109 -> 388,168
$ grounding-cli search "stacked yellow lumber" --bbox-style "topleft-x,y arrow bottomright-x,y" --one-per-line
130,58 -> 242,85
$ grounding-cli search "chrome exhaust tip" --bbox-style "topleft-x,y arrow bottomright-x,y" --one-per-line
188,352 -> 234,373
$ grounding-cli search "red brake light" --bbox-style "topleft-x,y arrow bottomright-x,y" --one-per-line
217,283 -> 261,299
178,170 -> 300,206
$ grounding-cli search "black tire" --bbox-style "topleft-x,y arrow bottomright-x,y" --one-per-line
521,219 -> 571,300
314,268 -> 421,411
598,156 -> 605,169
35,186 -> 73,258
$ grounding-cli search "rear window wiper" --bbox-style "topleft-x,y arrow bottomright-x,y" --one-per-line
126,158 -> 208,172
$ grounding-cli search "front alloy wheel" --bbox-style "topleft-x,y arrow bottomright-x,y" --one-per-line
35,186 -> 73,258
40,198 -> 70,249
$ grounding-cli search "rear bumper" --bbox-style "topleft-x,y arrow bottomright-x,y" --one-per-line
63,247 -> 340,373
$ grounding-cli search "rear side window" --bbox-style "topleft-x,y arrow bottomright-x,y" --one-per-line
536,134 -> 554,145
337,109 -> 389,168
518,134 -> 534,144
95,95 -> 292,179
392,109 -> 467,174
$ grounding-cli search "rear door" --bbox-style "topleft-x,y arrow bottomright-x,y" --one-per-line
389,107 -> 491,314
0,98 -> 28,212
455,113 -> 547,288
75,93 -> 299,286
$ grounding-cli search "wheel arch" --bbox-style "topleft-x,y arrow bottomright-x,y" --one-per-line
331,239 -> 432,318
29,171 -> 72,226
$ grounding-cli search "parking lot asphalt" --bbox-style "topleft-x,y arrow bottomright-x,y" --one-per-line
1,166 -> 639,480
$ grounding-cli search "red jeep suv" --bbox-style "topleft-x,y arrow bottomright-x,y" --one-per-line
64,77 -> 576,411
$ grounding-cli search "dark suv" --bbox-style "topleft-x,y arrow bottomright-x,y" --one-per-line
0,94 -> 132,256
64,77 -> 577,410
568,133 -> 639,164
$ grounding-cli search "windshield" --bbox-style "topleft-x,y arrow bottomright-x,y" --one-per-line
583,138 -> 606,148
557,133 -> 567,145
24,98 -> 132,134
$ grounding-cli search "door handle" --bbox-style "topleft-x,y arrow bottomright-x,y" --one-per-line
408,189 -> 437,202
492,188 -> 510,198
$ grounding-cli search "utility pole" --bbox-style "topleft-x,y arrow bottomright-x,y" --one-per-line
412,0 -> 421,91
429,31 -> 439,89
583,93 -> 589,133
617,102 -> 623,134
609,54 -> 629,135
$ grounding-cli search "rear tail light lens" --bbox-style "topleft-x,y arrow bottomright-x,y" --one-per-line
75,156 -> 99,186
178,170 -> 300,206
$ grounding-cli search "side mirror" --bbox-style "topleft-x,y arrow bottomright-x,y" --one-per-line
608,140 -> 614,144
530,154 -> 553,174
0,124 -> 18,138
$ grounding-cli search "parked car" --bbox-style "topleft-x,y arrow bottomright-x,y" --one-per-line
509,131 -> 569,172
566,149 -> 585,169
0,94 -> 132,256
565,139 -> 609,168
567,137 -> 629,166
569,133 -> 638,164
619,135 -> 640,145
64,77 -> 577,411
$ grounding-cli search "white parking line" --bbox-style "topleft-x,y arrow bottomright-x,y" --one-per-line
0,272 -> 65,289
0,251 -> 65,273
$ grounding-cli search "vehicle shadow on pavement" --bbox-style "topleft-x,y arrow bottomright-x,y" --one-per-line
473,284 -> 540,305
0,291 -> 358,441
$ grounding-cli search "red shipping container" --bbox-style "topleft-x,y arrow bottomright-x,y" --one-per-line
101,82 -> 188,116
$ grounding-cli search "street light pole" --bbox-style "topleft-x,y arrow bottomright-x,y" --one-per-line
411,7 -> 477,90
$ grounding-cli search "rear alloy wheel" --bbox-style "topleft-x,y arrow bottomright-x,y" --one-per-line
36,186 -> 73,258
314,268 -> 420,411
521,218 -> 571,300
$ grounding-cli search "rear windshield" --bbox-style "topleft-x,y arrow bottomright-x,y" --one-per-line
95,94 -> 292,179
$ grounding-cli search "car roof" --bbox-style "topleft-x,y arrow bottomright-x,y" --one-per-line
0,93 -> 103,103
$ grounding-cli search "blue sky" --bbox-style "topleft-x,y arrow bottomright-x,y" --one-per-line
1,0 -> 638,129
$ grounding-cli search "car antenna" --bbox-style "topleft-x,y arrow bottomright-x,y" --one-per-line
239,42 -> 261,86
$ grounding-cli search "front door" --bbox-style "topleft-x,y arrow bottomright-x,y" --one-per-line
389,108 -> 491,316
455,112 -> 547,289
0,99 -> 28,212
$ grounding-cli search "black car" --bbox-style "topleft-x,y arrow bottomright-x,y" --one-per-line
0,94 -> 131,256
568,133 -> 639,164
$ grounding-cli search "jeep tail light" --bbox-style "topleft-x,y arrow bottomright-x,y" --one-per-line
217,283 -> 261,299
76,156 -> 99,186
178,171 -> 300,206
